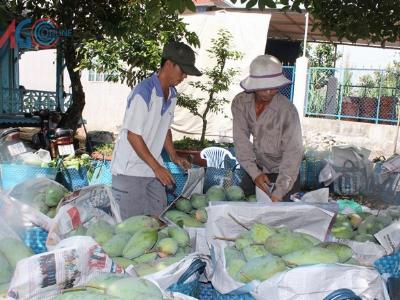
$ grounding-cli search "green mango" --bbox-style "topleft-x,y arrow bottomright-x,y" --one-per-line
105,278 -> 163,300
45,186 -> 66,207
317,242 -> 353,263
122,229 -> 158,259
283,246 -> 339,266
239,255 -> 286,283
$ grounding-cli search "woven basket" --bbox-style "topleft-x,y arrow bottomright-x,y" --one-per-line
0,164 -> 57,190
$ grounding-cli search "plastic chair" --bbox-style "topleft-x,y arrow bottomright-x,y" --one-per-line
200,147 -> 238,168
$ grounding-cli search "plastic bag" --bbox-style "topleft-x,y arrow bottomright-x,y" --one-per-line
0,217 -> 34,299
46,184 -> 121,249
204,164 -> 245,192
8,178 -> 68,226
330,146 -> 373,196
206,203 -> 335,295
8,236 -> 125,300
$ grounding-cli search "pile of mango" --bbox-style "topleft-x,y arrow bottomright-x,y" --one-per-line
0,238 -> 34,297
55,274 -> 163,300
20,185 -> 67,218
331,211 -> 399,243
61,153 -> 91,169
165,185 -> 256,227
67,215 -> 191,276
222,222 -> 354,283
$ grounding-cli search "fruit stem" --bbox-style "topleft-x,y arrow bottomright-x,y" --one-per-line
214,236 -> 236,241
228,213 -> 250,230
60,287 -> 88,293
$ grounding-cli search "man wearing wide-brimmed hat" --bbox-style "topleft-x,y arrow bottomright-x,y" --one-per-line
111,41 -> 202,219
232,55 -> 303,202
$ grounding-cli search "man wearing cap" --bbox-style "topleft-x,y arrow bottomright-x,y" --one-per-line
111,41 -> 202,219
232,55 -> 303,202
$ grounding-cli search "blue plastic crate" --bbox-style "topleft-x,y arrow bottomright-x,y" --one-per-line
24,227 -> 48,254
300,159 -> 324,191
0,163 -> 57,191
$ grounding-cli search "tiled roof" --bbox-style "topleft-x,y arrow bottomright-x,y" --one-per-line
193,0 -> 233,8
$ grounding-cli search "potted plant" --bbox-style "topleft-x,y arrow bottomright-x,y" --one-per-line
174,29 -> 242,166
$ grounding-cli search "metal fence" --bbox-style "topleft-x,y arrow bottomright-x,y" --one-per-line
281,66 -> 296,101
305,67 -> 400,124
1,88 -> 72,114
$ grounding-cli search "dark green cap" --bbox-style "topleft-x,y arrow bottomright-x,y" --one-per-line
162,41 -> 202,76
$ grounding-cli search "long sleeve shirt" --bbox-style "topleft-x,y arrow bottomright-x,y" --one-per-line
231,92 -> 304,198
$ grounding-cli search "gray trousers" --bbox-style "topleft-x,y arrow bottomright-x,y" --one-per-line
112,174 -> 167,220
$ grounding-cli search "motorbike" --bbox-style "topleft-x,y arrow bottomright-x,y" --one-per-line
31,109 -> 75,158
0,128 -> 31,162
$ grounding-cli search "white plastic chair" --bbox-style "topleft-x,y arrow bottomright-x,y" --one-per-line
200,146 -> 238,168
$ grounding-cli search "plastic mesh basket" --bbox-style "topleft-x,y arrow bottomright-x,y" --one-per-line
164,162 -> 191,204
58,166 -> 89,191
167,259 -> 206,298
90,160 -> 112,186
199,283 -> 254,300
24,227 -> 48,254
0,163 -> 57,191
374,251 -> 400,278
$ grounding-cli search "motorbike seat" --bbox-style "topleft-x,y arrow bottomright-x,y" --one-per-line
0,128 -> 20,140
53,128 -> 73,138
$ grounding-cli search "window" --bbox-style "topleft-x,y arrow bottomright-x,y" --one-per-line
88,69 -> 109,82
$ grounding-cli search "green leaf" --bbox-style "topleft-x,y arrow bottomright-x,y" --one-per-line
184,0 -> 196,12
258,0 -> 265,10
264,0 -> 276,8
168,0 -> 181,12
246,0 -> 258,9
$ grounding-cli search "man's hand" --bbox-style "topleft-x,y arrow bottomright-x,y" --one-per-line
172,156 -> 191,171
153,165 -> 175,186
271,194 -> 282,202
254,173 -> 272,195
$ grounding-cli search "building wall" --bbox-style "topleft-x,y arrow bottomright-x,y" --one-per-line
302,117 -> 399,158
19,49 -> 130,132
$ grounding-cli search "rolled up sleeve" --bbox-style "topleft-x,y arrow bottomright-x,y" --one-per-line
231,96 -> 261,181
273,108 -> 304,198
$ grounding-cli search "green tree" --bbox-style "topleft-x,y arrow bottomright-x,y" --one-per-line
177,29 -> 243,146
358,61 -> 400,98
308,43 -> 337,68
1,0 -> 198,131
306,43 -> 341,114
77,4 -> 199,87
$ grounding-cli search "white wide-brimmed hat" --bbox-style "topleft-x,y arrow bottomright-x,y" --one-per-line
240,55 -> 291,92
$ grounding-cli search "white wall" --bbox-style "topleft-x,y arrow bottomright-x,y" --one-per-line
302,117 -> 399,158
80,70 -> 130,132
19,49 -> 130,132
172,10 -> 271,142
19,49 -> 71,91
